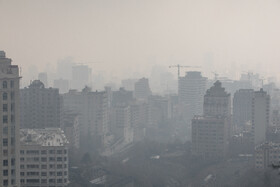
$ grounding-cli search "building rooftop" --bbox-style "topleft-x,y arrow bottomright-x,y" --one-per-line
20,128 -> 69,146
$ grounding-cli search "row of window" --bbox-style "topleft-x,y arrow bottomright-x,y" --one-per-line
20,171 -> 67,176
2,138 -> 15,146
20,164 -> 67,169
20,178 -> 67,184
3,92 -> 15,101
2,158 -> 15,166
2,80 -> 14,89
20,149 -> 67,155
20,157 -> 67,162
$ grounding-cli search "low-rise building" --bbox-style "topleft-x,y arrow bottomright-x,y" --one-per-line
19,128 -> 69,187
255,142 -> 280,169
192,116 -> 229,159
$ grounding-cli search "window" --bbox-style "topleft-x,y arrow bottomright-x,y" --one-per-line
41,150 -> 47,154
41,165 -> 47,169
10,92 -> 14,100
20,172 -> 25,176
3,127 -> 8,135
10,81 -> 14,88
3,180 -> 8,186
41,172 -> 47,176
3,81 -> 7,88
3,92 -> 8,101
3,160 -> 8,166
3,104 -> 7,112
3,170 -> 8,176
3,115 -> 8,123
3,138 -> 8,146
41,157 -> 47,162
20,150 -> 24,155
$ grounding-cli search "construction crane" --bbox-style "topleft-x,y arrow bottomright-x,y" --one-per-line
169,64 -> 201,79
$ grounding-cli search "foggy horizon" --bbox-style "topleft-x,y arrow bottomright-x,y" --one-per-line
1,0 -> 280,85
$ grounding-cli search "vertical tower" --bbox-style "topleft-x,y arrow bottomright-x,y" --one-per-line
252,89 -> 270,145
233,89 -> 254,128
0,51 -> 20,187
203,81 -> 231,117
178,71 -> 207,125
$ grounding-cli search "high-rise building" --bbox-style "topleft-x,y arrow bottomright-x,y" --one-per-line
110,104 -> 133,143
63,87 -> 109,149
252,89 -> 270,145
178,71 -> 207,125
112,87 -> 133,107
134,78 -> 151,100
0,51 -> 20,187
38,72 -> 48,88
192,116 -> 229,158
61,110 -> 80,150
203,81 -> 231,117
53,79 -> 69,94
20,80 -> 61,129
71,65 -> 92,91
192,81 -> 231,159
233,89 -> 254,128
19,128 -> 69,187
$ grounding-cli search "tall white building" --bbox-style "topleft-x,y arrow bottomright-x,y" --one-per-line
134,78 -> 151,100
63,87 -> 109,149
19,128 -> 69,187
178,71 -> 207,125
0,51 -> 20,187
252,89 -> 270,145
191,81 -> 231,159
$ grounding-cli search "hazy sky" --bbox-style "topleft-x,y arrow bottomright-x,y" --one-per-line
1,0 -> 280,82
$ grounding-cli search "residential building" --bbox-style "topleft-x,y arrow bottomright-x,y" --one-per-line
61,110 -> 80,150
20,80 -> 61,129
203,81 -> 231,117
63,87 -> 109,149
252,89 -> 270,145
178,71 -> 207,125
192,116 -> 229,158
0,51 -> 21,187
19,128 -> 69,187
191,81 -> 231,159
255,142 -> 280,169
134,78 -> 151,100
233,89 -> 254,128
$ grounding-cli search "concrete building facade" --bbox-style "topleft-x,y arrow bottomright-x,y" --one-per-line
20,80 -> 61,129
19,128 -> 69,187
0,51 -> 21,187
178,71 -> 207,125
252,89 -> 270,145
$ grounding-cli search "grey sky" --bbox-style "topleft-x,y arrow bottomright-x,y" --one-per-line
1,0 -> 280,82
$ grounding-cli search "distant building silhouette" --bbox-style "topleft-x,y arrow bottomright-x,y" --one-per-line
134,78 -> 151,100
53,78 -> 69,94
179,71 -> 207,127
38,72 -> 48,87
252,89 -> 270,145
233,89 -> 254,129
20,80 -> 61,129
